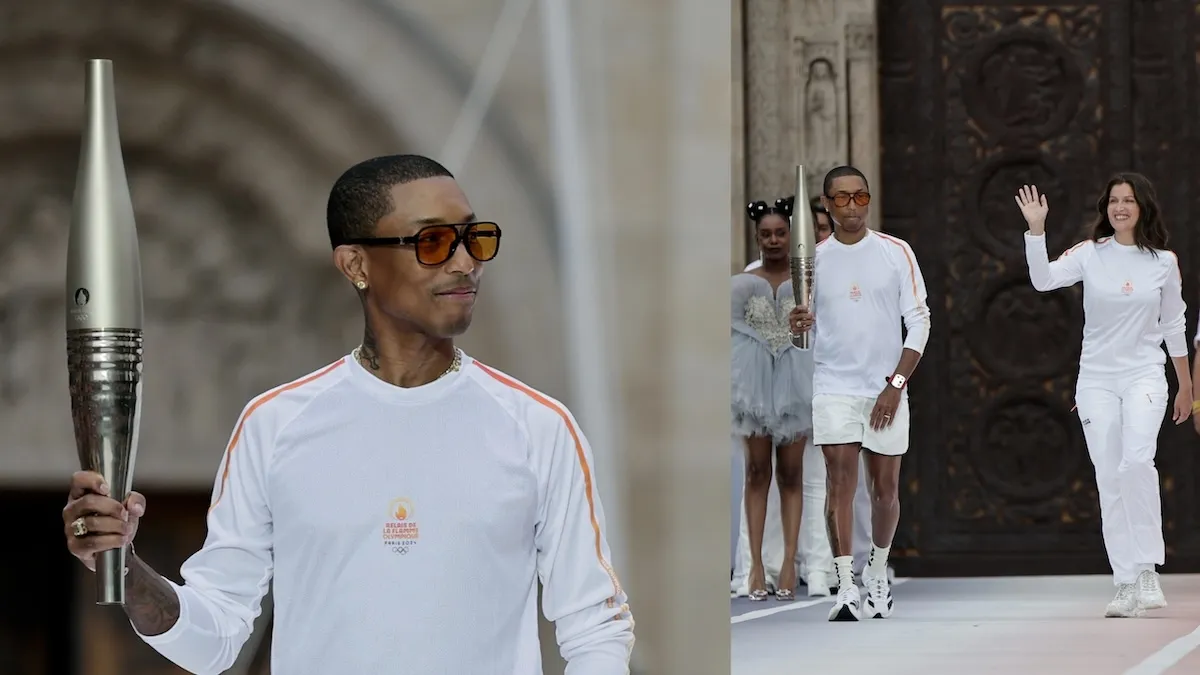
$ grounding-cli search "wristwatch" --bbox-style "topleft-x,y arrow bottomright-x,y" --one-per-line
887,374 -> 907,390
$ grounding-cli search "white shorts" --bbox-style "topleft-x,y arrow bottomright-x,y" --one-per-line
812,394 -> 909,457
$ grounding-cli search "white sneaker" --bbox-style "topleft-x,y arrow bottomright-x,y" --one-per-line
806,572 -> 832,598
828,584 -> 861,622
1136,570 -> 1167,610
1105,583 -> 1143,618
853,564 -> 895,586
862,571 -> 894,618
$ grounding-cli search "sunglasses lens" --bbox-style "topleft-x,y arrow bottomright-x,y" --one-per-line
832,193 -> 870,208
416,226 -> 458,265
467,223 -> 501,261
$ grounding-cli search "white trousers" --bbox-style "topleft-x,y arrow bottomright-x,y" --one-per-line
1075,369 -> 1168,586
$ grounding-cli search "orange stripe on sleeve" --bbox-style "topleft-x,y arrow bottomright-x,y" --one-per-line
208,359 -> 345,514
875,232 -> 922,300
1059,240 -> 1091,259
472,361 -> 625,604
876,232 -> 930,349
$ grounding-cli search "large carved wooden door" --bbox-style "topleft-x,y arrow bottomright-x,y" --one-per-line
878,1 -> 1200,575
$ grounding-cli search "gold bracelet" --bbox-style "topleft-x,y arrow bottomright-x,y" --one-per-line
1191,400 -> 1200,414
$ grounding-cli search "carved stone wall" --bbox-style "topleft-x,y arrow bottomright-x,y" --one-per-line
879,0 -> 1200,575
740,0 -> 881,261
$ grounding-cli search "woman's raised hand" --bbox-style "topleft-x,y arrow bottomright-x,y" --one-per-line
1015,184 -> 1049,235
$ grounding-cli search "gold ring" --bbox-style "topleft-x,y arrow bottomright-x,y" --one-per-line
71,517 -> 88,538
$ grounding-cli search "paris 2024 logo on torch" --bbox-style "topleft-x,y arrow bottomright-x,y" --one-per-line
382,497 -> 419,556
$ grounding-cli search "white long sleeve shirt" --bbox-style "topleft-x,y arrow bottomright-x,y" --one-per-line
136,352 -> 633,675
811,230 -> 932,398
1025,232 -> 1188,378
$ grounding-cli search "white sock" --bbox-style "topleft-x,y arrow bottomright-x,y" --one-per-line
867,544 -> 890,578
833,556 -> 854,589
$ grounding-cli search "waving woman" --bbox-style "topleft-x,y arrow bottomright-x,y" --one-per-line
1017,175 -> 1191,618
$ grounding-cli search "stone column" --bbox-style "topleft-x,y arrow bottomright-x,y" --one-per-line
556,0 -> 732,673
844,16 -> 882,230
732,0 -> 748,271
743,0 -> 882,236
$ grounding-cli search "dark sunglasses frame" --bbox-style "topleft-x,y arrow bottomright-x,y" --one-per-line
336,221 -> 502,265
826,192 -> 871,208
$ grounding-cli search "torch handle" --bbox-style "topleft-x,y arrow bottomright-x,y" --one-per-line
790,257 -> 815,351
67,328 -> 144,606
96,547 -> 127,605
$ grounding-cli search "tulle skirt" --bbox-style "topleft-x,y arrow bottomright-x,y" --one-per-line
732,333 -> 774,438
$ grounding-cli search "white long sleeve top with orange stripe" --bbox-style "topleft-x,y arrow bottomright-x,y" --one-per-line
1025,232 -> 1188,378
134,352 -> 633,675
811,229 -> 931,398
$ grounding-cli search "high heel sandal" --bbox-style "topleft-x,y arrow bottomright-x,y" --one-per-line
748,589 -> 770,601
777,568 -> 797,601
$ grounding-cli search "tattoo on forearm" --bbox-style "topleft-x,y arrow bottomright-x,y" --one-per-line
124,553 -> 181,637
360,322 -> 381,371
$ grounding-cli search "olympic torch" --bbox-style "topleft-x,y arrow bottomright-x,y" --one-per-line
790,165 -> 816,350
66,59 -> 145,605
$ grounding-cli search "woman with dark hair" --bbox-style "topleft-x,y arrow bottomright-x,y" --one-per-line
1016,174 -> 1191,618
730,197 -> 816,601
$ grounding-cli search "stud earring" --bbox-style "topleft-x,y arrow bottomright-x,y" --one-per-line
355,280 -> 367,290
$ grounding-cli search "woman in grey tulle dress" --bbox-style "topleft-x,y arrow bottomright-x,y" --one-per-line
731,197 -> 814,600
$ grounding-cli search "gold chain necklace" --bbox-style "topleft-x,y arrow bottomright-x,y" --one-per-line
351,346 -> 463,382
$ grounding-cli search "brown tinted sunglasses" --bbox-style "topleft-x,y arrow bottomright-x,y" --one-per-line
338,222 -> 502,266
827,192 -> 871,208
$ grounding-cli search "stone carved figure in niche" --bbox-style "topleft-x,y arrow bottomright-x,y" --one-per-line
804,58 -> 840,170
978,40 -> 1072,130
1016,176 -> 1189,619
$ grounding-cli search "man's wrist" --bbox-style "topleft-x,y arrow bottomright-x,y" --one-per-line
886,373 -> 907,390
